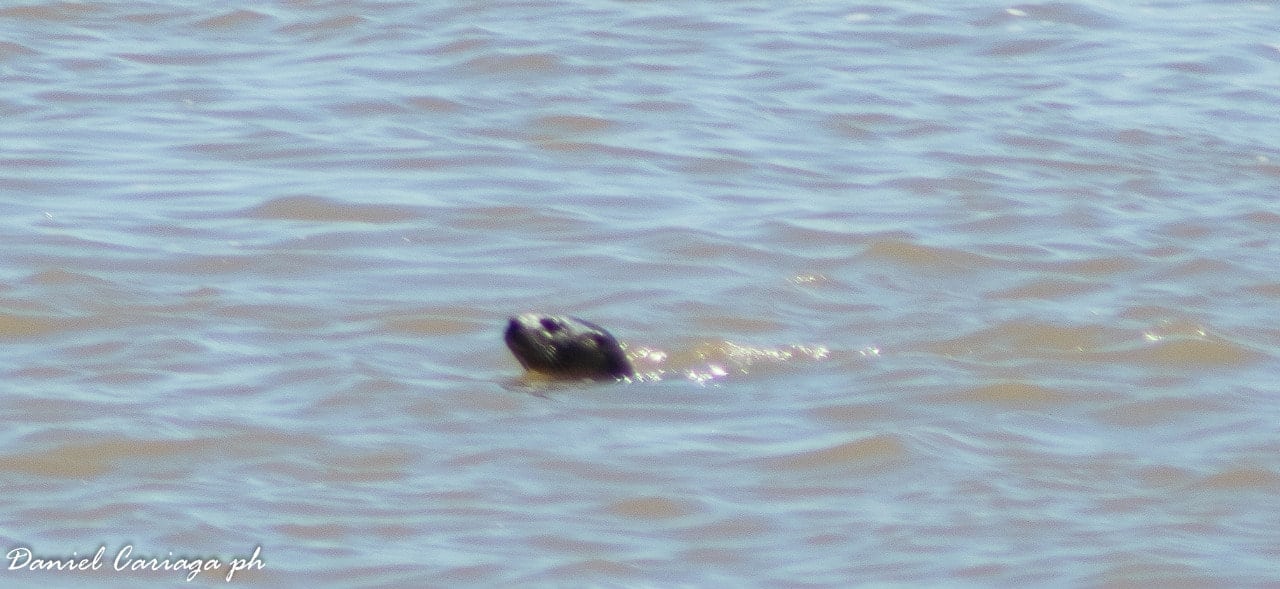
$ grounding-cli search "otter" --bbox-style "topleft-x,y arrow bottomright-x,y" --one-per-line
504,313 -> 634,380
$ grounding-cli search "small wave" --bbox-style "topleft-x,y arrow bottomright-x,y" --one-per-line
0,438 -> 208,478
606,496 -> 697,521
1092,336 -> 1262,368
242,195 -> 427,224
760,433 -> 908,472
861,239 -> 998,270
949,382 -> 1079,407
0,313 -> 65,338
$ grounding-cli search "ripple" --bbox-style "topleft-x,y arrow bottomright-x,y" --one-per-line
1092,334 -> 1263,368
463,52 -> 562,75
196,9 -> 272,30
760,433 -> 908,472
242,195 -> 428,224
989,278 -> 1105,300
0,40 -> 37,59
0,437 -> 209,478
529,114 -> 617,134
0,3 -> 101,21
861,239 -> 998,270
948,382 -> 1080,407
605,497 -> 697,521
1193,466 -> 1280,491
929,321 -> 1123,358
1096,396 -> 1232,428
1007,2 -> 1121,28
276,14 -> 369,39
0,312 -> 65,338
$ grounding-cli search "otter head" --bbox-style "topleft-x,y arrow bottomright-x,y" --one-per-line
504,314 -> 633,380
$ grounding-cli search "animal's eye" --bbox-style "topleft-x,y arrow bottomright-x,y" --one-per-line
540,317 -> 561,332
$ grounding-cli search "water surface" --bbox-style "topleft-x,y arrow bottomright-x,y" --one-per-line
3,1 -> 1280,586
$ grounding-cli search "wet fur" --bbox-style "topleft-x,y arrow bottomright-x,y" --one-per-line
505,314 -> 634,380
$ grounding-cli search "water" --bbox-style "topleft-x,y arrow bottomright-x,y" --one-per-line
3,1 -> 1280,586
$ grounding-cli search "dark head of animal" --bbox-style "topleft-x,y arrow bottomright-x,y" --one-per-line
504,314 -> 633,380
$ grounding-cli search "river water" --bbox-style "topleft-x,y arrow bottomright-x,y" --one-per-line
3,1 -> 1280,586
